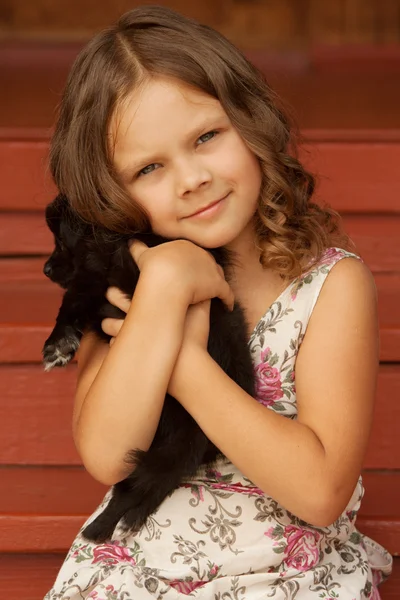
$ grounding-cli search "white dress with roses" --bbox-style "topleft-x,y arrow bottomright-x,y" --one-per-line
45,248 -> 392,600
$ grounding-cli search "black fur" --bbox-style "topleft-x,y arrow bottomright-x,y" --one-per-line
42,194 -> 255,542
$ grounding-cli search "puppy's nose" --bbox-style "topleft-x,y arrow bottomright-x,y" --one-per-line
43,262 -> 52,277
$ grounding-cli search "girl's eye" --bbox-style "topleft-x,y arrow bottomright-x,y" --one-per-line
198,130 -> 218,145
138,163 -> 158,177
136,131 -> 218,177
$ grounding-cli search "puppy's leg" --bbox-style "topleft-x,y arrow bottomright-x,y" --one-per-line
42,289 -> 103,370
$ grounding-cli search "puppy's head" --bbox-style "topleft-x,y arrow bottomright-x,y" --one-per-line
43,194 -> 87,288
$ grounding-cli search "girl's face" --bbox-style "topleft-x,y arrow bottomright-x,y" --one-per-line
111,76 -> 262,250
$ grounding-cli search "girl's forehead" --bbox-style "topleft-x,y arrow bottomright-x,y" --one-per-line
110,77 -> 225,149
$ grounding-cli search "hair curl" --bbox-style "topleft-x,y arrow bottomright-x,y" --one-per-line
49,5 -> 351,279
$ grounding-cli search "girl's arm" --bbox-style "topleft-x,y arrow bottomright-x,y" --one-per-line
169,258 -> 378,527
72,239 -> 233,486
73,273 -> 188,486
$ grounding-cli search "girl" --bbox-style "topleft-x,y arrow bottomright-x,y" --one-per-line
45,6 -> 392,599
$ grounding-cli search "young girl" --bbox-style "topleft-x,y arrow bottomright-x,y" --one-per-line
45,6 -> 392,599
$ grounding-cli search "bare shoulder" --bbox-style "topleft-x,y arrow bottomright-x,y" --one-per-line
318,256 -> 377,310
299,255 -> 379,366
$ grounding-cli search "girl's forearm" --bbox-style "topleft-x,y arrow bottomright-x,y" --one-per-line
75,273 -> 187,486
171,347 -> 350,528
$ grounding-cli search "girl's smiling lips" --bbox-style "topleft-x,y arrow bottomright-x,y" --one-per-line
185,192 -> 230,219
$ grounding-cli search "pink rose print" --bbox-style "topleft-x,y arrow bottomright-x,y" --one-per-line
169,580 -> 206,594
92,542 -> 136,566
264,526 -> 275,539
283,525 -> 321,572
254,348 -> 283,407
317,248 -> 342,268
209,564 -> 220,577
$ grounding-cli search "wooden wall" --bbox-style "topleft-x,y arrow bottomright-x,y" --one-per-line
0,0 -> 399,48
0,25 -> 400,597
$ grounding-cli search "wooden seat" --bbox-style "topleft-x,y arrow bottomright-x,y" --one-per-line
0,43 -> 399,598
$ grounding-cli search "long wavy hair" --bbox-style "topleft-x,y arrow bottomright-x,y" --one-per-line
49,5 -> 350,278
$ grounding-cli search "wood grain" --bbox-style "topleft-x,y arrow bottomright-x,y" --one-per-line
0,364 -> 398,468
1,140 -> 400,212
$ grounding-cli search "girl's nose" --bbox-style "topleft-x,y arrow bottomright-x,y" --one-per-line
176,158 -> 212,197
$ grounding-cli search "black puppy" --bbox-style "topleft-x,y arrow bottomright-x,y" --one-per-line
43,194 -> 255,542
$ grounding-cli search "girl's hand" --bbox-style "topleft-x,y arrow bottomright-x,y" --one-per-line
101,287 -> 129,346
102,288 -> 211,352
103,286 -> 211,402
129,239 -> 234,310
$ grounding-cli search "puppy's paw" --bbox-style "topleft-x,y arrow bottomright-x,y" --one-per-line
42,327 -> 81,371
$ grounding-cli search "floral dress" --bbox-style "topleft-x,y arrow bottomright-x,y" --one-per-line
45,248 -> 392,600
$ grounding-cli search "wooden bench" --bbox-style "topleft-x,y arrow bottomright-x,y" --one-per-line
0,45 -> 399,598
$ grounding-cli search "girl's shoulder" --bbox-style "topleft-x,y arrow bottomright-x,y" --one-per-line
304,246 -> 361,280
290,246 -> 374,318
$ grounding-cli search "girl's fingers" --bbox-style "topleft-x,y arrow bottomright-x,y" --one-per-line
221,282 -> 235,311
101,317 -> 124,338
128,239 -> 149,266
106,287 -> 131,313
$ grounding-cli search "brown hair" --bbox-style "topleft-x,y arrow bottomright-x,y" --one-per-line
50,5 -> 350,278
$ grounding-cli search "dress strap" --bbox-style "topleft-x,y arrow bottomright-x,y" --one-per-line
289,247 -> 361,326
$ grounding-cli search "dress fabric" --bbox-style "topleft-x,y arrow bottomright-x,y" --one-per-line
45,247 -> 392,600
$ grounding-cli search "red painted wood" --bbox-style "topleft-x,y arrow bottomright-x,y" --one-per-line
1,270 -> 400,361
2,45 -> 400,132
1,139 -> 400,212
343,216 -> 400,274
2,213 -> 400,275
0,365 -> 80,465
0,554 -> 398,600
0,554 -> 64,600
0,258 -> 48,281
0,364 -> 398,467
357,517 -> 400,558
0,514 -> 87,553
299,142 -> 400,213
0,141 -> 56,210
0,466 -> 395,518
0,213 -> 52,255
0,467 -> 106,515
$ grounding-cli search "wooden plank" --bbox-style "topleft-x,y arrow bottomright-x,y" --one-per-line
1,555 -> 398,600
0,213 -> 52,255
0,364 -> 398,467
357,516 -> 400,558
0,465 -> 396,518
299,141 -> 400,213
0,141 -> 56,210
0,467 -> 106,515
343,215 -> 400,273
0,554 -> 64,600
0,514 -> 86,553
1,139 -> 400,212
0,270 -> 399,361
1,322 -> 399,365
0,365 -> 80,465
2,45 -> 400,132
2,214 -> 400,274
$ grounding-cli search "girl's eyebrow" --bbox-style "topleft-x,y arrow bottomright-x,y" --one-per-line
118,114 -> 227,182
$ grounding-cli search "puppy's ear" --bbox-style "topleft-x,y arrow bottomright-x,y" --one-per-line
45,194 -> 69,235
